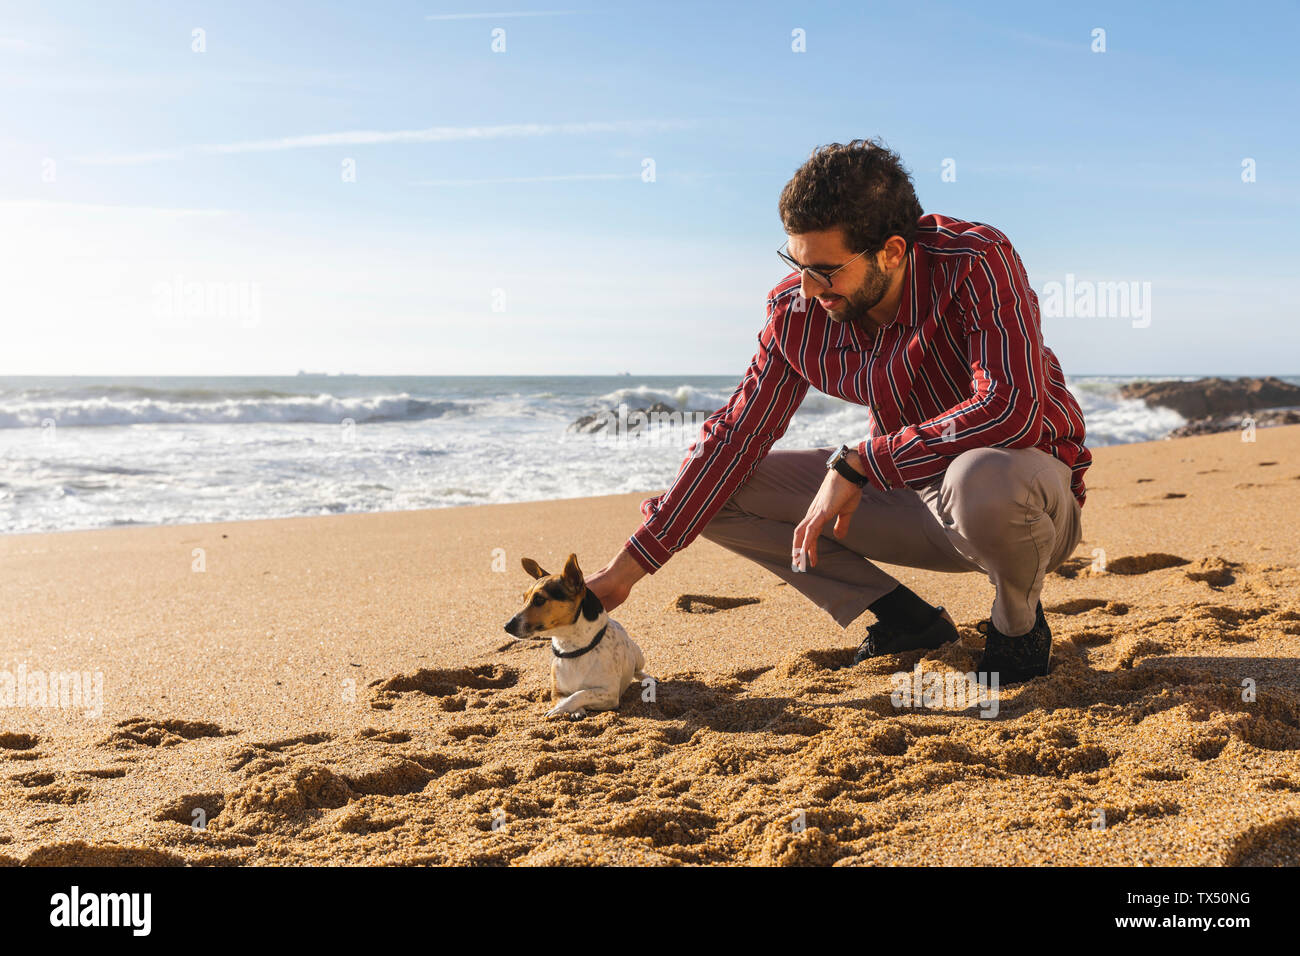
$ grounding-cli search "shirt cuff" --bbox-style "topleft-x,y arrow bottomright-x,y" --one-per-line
624,527 -> 669,575
857,435 -> 904,492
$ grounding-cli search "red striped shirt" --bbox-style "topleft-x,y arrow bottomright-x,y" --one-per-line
624,214 -> 1092,575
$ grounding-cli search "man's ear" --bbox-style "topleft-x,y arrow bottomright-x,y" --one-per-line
561,553 -> 584,592
521,557 -> 548,579
880,235 -> 908,272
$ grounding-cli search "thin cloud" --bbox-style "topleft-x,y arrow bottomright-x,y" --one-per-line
75,119 -> 694,166
425,10 -> 577,20
0,36 -> 54,54
410,171 -> 731,186
81,149 -> 189,166
0,199 -> 228,217
411,172 -> 636,185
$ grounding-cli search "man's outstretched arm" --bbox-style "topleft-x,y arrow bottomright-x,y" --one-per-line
587,297 -> 810,611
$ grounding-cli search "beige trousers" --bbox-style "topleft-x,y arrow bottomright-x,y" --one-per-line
698,446 -> 1083,636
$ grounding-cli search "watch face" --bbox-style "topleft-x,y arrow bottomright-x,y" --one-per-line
826,446 -> 842,468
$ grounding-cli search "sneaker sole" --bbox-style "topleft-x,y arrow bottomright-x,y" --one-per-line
853,608 -> 958,664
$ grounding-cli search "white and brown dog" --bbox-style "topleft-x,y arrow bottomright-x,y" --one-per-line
503,553 -> 649,719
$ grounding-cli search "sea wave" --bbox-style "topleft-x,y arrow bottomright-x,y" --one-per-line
0,376 -> 1203,444
591,382 -> 848,416
2,373 -> 1281,535
0,392 -> 469,429
592,383 -> 734,412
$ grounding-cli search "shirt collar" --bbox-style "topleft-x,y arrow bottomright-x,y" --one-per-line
843,245 -> 919,348
891,245 -> 919,327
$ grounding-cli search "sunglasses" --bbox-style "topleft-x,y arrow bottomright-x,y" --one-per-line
777,241 -> 874,290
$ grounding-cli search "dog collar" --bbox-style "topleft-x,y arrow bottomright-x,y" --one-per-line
551,623 -> 608,659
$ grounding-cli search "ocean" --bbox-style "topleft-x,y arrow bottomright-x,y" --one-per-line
1,374 -> 1286,535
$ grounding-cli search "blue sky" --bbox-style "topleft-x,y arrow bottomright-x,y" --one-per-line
2,0 -> 1297,376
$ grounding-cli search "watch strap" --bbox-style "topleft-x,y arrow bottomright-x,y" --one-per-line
830,445 -> 869,486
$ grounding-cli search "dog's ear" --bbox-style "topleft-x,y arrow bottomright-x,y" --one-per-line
561,553 -> 584,592
521,557 -> 548,579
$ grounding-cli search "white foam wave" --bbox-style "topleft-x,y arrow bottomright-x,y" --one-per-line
0,393 -> 467,429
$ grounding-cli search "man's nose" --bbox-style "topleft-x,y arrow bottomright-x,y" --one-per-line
799,272 -> 821,303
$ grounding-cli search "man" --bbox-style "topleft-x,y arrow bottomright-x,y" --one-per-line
585,139 -> 1090,684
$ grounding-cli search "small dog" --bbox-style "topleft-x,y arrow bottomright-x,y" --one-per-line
503,553 -> 649,719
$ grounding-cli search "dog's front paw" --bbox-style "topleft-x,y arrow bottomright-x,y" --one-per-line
569,708 -> 587,720
544,705 -> 565,719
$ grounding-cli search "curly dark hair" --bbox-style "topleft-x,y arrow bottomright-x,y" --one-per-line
778,138 -> 924,254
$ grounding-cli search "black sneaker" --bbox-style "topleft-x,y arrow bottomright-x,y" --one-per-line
853,606 -> 958,665
975,601 -> 1052,684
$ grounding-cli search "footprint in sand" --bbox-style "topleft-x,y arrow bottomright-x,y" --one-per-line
371,664 -> 519,696
1052,553 -> 1189,578
728,665 -> 775,684
447,723 -> 499,741
10,770 -> 55,787
98,718 -> 235,751
26,784 -> 93,806
226,733 -> 334,773
152,792 -> 226,825
1105,553 -> 1191,575
369,664 -> 521,711
256,732 -> 334,751
9,772 -> 92,805
778,647 -> 856,673
1069,630 -> 1117,646
356,729 -> 410,744
673,594 -> 761,614
0,733 -> 40,753
1140,767 -> 1187,782
1044,598 -> 1108,615
1184,557 -> 1240,588
1050,557 -> 1091,579
74,767 -> 129,779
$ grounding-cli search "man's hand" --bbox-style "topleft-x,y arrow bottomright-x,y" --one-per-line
584,548 -> 647,613
792,450 -> 865,569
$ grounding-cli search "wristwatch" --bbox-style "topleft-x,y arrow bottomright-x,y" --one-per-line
826,444 -> 869,487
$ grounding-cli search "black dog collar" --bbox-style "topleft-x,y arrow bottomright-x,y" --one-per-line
551,623 -> 608,659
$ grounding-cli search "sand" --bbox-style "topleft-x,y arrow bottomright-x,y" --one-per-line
2,425 -> 1299,866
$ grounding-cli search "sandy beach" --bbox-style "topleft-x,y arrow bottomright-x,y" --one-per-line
2,424 -> 1299,866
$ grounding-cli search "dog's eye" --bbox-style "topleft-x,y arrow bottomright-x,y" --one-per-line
530,594 -> 545,607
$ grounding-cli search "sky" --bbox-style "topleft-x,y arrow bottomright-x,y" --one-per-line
1,0 -> 1297,377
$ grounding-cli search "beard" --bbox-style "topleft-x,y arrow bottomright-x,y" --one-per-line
824,257 -> 890,331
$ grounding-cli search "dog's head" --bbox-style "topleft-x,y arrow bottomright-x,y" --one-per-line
503,552 -> 603,640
